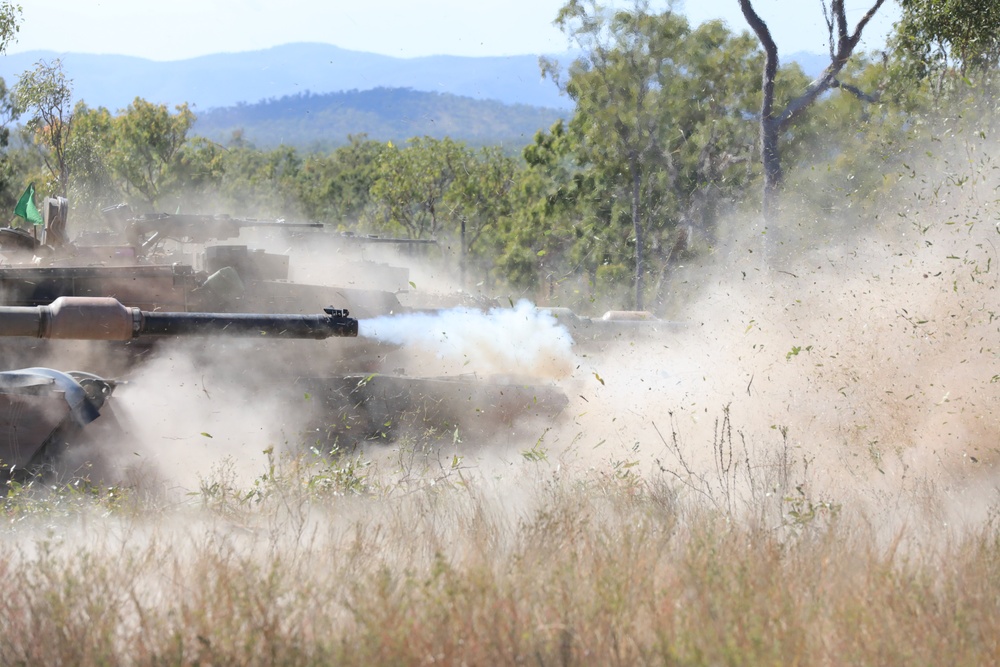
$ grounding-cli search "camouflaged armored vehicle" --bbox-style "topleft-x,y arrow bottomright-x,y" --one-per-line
0,201 -> 569,453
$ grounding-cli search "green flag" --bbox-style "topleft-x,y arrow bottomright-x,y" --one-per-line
13,183 -> 43,226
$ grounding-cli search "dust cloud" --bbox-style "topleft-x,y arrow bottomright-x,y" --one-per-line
8,128 -> 1000,539
85,338 -> 319,492
537,133 -> 1000,535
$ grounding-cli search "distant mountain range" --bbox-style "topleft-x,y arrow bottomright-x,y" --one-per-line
0,43 -> 829,149
0,43 -> 573,112
0,43 -> 830,114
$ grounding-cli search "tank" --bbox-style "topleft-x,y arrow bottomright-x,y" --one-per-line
0,297 -> 359,479
0,201 -> 586,455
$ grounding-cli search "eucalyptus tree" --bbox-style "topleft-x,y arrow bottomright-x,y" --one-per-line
738,0 -> 888,217
543,0 -> 686,309
65,103 -> 117,214
296,135 -> 385,224
893,0 -> 1000,84
444,145 -> 520,286
0,2 -> 20,206
494,120 -> 587,296
0,76 -> 23,208
12,59 -> 74,196
543,1 -> 765,309
108,98 -> 195,208
369,136 -> 466,239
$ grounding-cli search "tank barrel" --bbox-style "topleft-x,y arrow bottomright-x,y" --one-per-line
140,310 -> 358,339
0,297 -> 358,340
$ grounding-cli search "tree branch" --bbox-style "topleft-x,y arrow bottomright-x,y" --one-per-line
821,0 -> 835,61
848,0 -> 885,51
831,79 -> 879,104
777,0 -> 887,130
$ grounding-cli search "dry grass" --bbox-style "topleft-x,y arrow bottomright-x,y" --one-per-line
0,441 -> 998,666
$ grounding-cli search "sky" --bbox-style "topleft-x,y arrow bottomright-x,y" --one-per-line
9,0 -> 900,62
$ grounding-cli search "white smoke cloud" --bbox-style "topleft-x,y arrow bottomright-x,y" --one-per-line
359,300 -> 575,379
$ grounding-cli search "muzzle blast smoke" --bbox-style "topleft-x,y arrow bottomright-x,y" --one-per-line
358,300 -> 575,379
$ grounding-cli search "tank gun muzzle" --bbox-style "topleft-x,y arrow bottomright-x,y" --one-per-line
0,296 -> 359,340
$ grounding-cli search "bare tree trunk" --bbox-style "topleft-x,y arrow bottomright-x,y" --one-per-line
630,159 -> 644,311
738,0 -> 780,219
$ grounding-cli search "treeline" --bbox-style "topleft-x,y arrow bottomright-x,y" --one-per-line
3,1 -> 1000,314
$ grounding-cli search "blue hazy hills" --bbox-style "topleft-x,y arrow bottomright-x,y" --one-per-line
0,43 -> 828,149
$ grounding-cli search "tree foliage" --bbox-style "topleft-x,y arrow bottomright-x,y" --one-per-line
108,98 -> 194,208
370,137 -> 466,239
65,102 -> 115,214
0,2 -> 21,54
0,76 -> 19,210
546,0 -> 687,309
13,59 -> 74,195
891,0 -> 1000,87
536,0 -> 769,308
